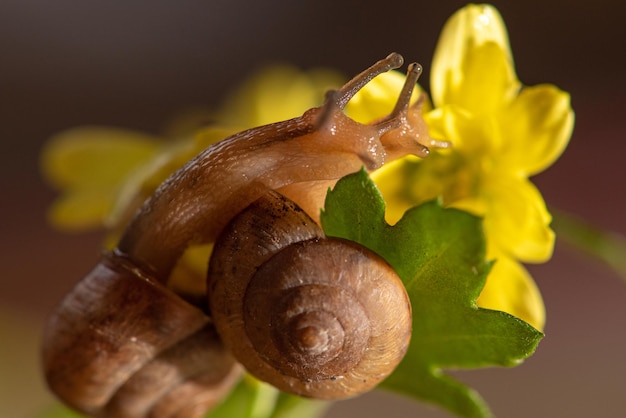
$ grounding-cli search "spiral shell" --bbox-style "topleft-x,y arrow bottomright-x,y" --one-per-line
42,254 -> 241,418
208,191 -> 412,399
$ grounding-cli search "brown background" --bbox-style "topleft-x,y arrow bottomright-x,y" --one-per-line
1,0 -> 625,417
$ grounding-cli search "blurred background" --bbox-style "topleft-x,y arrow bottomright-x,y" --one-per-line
1,0 -> 625,417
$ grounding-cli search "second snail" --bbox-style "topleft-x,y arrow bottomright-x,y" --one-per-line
43,53 -> 448,418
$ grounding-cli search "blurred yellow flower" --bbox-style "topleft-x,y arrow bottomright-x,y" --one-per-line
356,4 -> 574,330
40,127 -> 161,231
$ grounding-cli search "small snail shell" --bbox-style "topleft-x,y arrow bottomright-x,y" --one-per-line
42,254 -> 241,418
208,191 -> 412,399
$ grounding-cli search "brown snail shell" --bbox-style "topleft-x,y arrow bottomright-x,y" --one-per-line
208,191 -> 412,400
42,254 -> 241,418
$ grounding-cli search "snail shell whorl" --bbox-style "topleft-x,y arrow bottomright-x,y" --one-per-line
42,255 -> 241,418
104,325 -> 242,418
208,191 -> 412,400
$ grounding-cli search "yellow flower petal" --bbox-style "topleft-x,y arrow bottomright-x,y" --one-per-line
47,189 -> 115,230
344,70 -> 423,124
431,4 -> 519,112
477,255 -> 545,331
41,127 -> 161,190
484,176 -> 554,263
500,84 -> 575,176
425,104 -> 498,152
449,196 -> 487,217
371,157 -> 422,225
41,127 -> 161,230
217,66 -> 344,127
169,244 -> 214,297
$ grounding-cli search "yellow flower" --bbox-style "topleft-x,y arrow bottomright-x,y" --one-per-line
40,127 -> 162,231
355,4 -> 574,330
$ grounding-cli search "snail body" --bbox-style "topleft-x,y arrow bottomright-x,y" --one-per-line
43,53 -> 442,417
208,191 -> 412,399
117,53 -> 442,281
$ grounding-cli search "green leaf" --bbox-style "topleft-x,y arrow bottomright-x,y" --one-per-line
36,378 -> 328,418
206,376 -> 328,418
35,404 -> 85,418
320,169 -> 543,418
271,392 -> 331,418
206,376 -> 273,418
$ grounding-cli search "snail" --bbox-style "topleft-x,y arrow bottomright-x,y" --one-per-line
43,52 -> 447,417
208,190 -> 412,399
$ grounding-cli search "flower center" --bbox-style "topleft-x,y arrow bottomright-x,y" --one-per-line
408,151 -> 483,206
